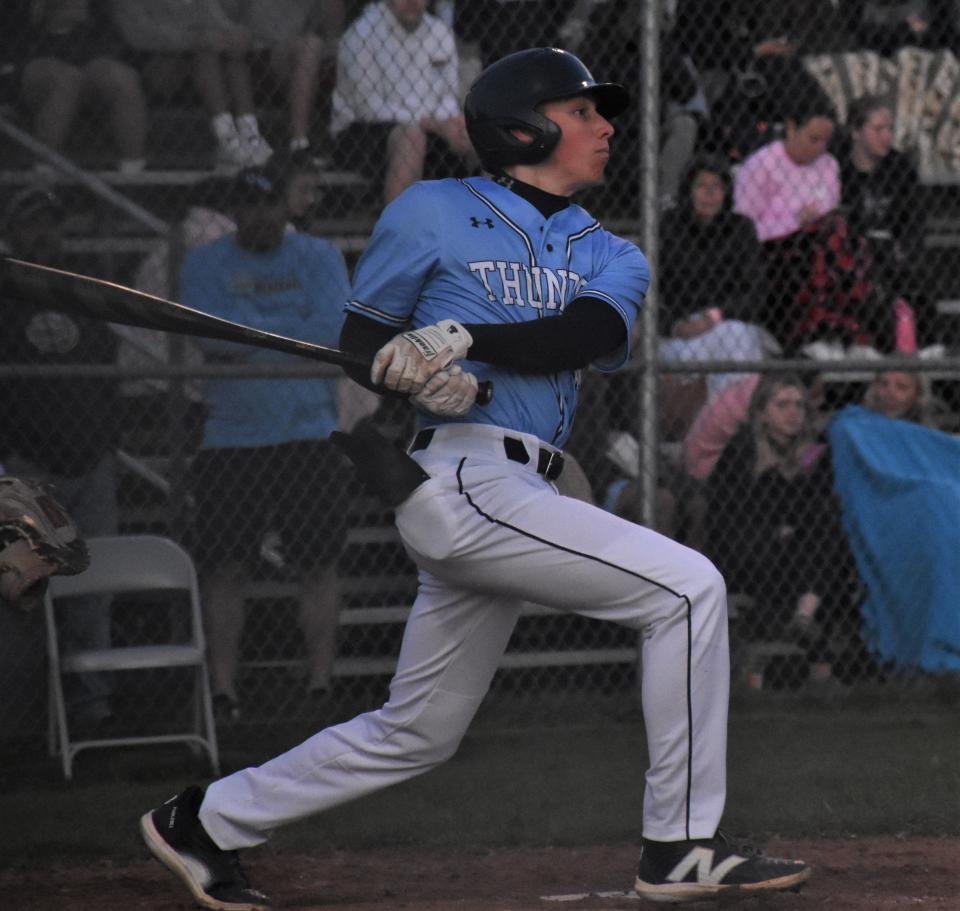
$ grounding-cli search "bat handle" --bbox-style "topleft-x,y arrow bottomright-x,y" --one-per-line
477,380 -> 494,406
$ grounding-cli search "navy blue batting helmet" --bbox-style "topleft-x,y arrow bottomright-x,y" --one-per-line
464,47 -> 629,172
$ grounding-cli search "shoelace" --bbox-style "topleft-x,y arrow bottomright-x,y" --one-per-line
714,828 -> 764,858
216,851 -> 269,900
639,829 -> 769,865
224,850 -> 253,886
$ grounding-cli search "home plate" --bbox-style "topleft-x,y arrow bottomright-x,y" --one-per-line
541,890 -> 642,901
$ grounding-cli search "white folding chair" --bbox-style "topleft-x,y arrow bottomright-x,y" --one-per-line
44,534 -> 220,779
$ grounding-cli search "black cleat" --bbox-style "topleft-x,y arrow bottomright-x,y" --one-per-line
635,830 -> 812,903
140,785 -> 270,911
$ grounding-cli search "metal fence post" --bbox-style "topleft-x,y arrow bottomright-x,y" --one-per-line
639,0 -> 662,527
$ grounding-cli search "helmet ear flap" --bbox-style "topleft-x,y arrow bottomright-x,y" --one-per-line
523,119 -> 562,164
483,112 -> 562,170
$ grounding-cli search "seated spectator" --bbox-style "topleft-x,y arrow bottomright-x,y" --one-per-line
861,367 -> 951,428
131,150 -> 324,304
836,93 -> 940,351
734,91 -> 840,243
0,184 -> 121,727
677,372 -> 764,552
705,373 -> 856,682
577,0 -> 707,213
828,397 -> 960,674
735,92 -> 884,353
658,155 -> 781,404
683,373 -> 761,482
228,0 -> 345,154
179,163 -> 354,720
675,0 -> 853,162
851,0 -> 954,55
451,0 -> 569,67
839,95 -> 917,242
21,0 -> 147,173
681,368 -> 835,521
118,151 -> 334,445
330,0 -> 476,205
112,0 -> 272,169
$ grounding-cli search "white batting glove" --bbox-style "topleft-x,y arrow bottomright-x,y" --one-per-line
410,364 -> 479,417
371,319 -> 472,394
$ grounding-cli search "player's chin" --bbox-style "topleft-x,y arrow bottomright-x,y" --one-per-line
593,154 -> 613,179
573,165 -> 609,192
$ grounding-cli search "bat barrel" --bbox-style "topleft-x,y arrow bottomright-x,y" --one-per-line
1,255 -> 494,405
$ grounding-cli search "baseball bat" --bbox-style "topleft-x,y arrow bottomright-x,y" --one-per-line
0,256 -> 493,404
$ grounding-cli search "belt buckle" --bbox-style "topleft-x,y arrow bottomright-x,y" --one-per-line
542,449 -> 563,481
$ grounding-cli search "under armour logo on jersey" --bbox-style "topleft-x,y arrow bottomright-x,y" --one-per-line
666,847 -> 749,885
470,216 -> 494,229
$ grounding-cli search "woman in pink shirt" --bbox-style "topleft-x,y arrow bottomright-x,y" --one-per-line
734,94 -> 877,354
733,93 -> 839,242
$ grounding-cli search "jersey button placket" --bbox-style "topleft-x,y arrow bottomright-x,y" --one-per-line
539,227 -> 557,261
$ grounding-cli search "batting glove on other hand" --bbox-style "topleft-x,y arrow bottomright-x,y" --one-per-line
410,364 -> 479,417
371,320 -> 472,394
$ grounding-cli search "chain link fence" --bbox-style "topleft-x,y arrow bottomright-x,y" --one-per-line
1,1 -> 959,754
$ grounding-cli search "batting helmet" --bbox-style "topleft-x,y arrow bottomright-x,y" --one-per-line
464,47 -> 629,172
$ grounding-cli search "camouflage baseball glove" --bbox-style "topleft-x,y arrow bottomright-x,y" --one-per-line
0,476 -> 90,612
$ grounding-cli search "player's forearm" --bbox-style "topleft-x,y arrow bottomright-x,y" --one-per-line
341,297 -> 626,389
464,296 -> 626,372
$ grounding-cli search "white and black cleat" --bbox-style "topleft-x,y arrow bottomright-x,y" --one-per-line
140,785 -> 271,911
635,830 -> 812,903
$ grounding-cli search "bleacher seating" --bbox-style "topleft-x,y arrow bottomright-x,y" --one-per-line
110,454 -> 640,707
3,81 -> 957,705
0,99 -> 371,280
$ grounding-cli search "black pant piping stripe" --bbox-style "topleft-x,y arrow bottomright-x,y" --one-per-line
456,458 -> 695,836
685,602 -> 693,841
455,458 -> 689,598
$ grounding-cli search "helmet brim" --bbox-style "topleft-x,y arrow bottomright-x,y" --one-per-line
589,82 -> 630,120
542,82 -> 629,120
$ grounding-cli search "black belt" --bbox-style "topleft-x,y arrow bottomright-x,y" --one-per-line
409,428 -> 565,481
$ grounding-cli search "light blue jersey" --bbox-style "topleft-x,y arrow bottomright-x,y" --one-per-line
346,175 -> 650,446
182,231 -> 351,449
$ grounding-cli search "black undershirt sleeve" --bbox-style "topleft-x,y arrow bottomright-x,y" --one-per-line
338,295 -> 627,392
464,295 -> 626,372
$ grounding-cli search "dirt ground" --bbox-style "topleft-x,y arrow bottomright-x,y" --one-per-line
3,836 -> 956,910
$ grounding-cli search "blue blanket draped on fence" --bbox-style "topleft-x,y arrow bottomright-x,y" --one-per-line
828,406 -> 960,672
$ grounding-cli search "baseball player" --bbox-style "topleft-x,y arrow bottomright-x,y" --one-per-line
140,48 -> 812,909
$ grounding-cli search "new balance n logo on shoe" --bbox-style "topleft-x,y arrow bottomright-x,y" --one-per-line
666,846 -> 749,884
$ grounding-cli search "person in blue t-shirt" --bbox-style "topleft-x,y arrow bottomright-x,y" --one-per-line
179,161 -> 352,723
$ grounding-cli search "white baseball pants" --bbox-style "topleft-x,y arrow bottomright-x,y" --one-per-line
201,423 -> 730,848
